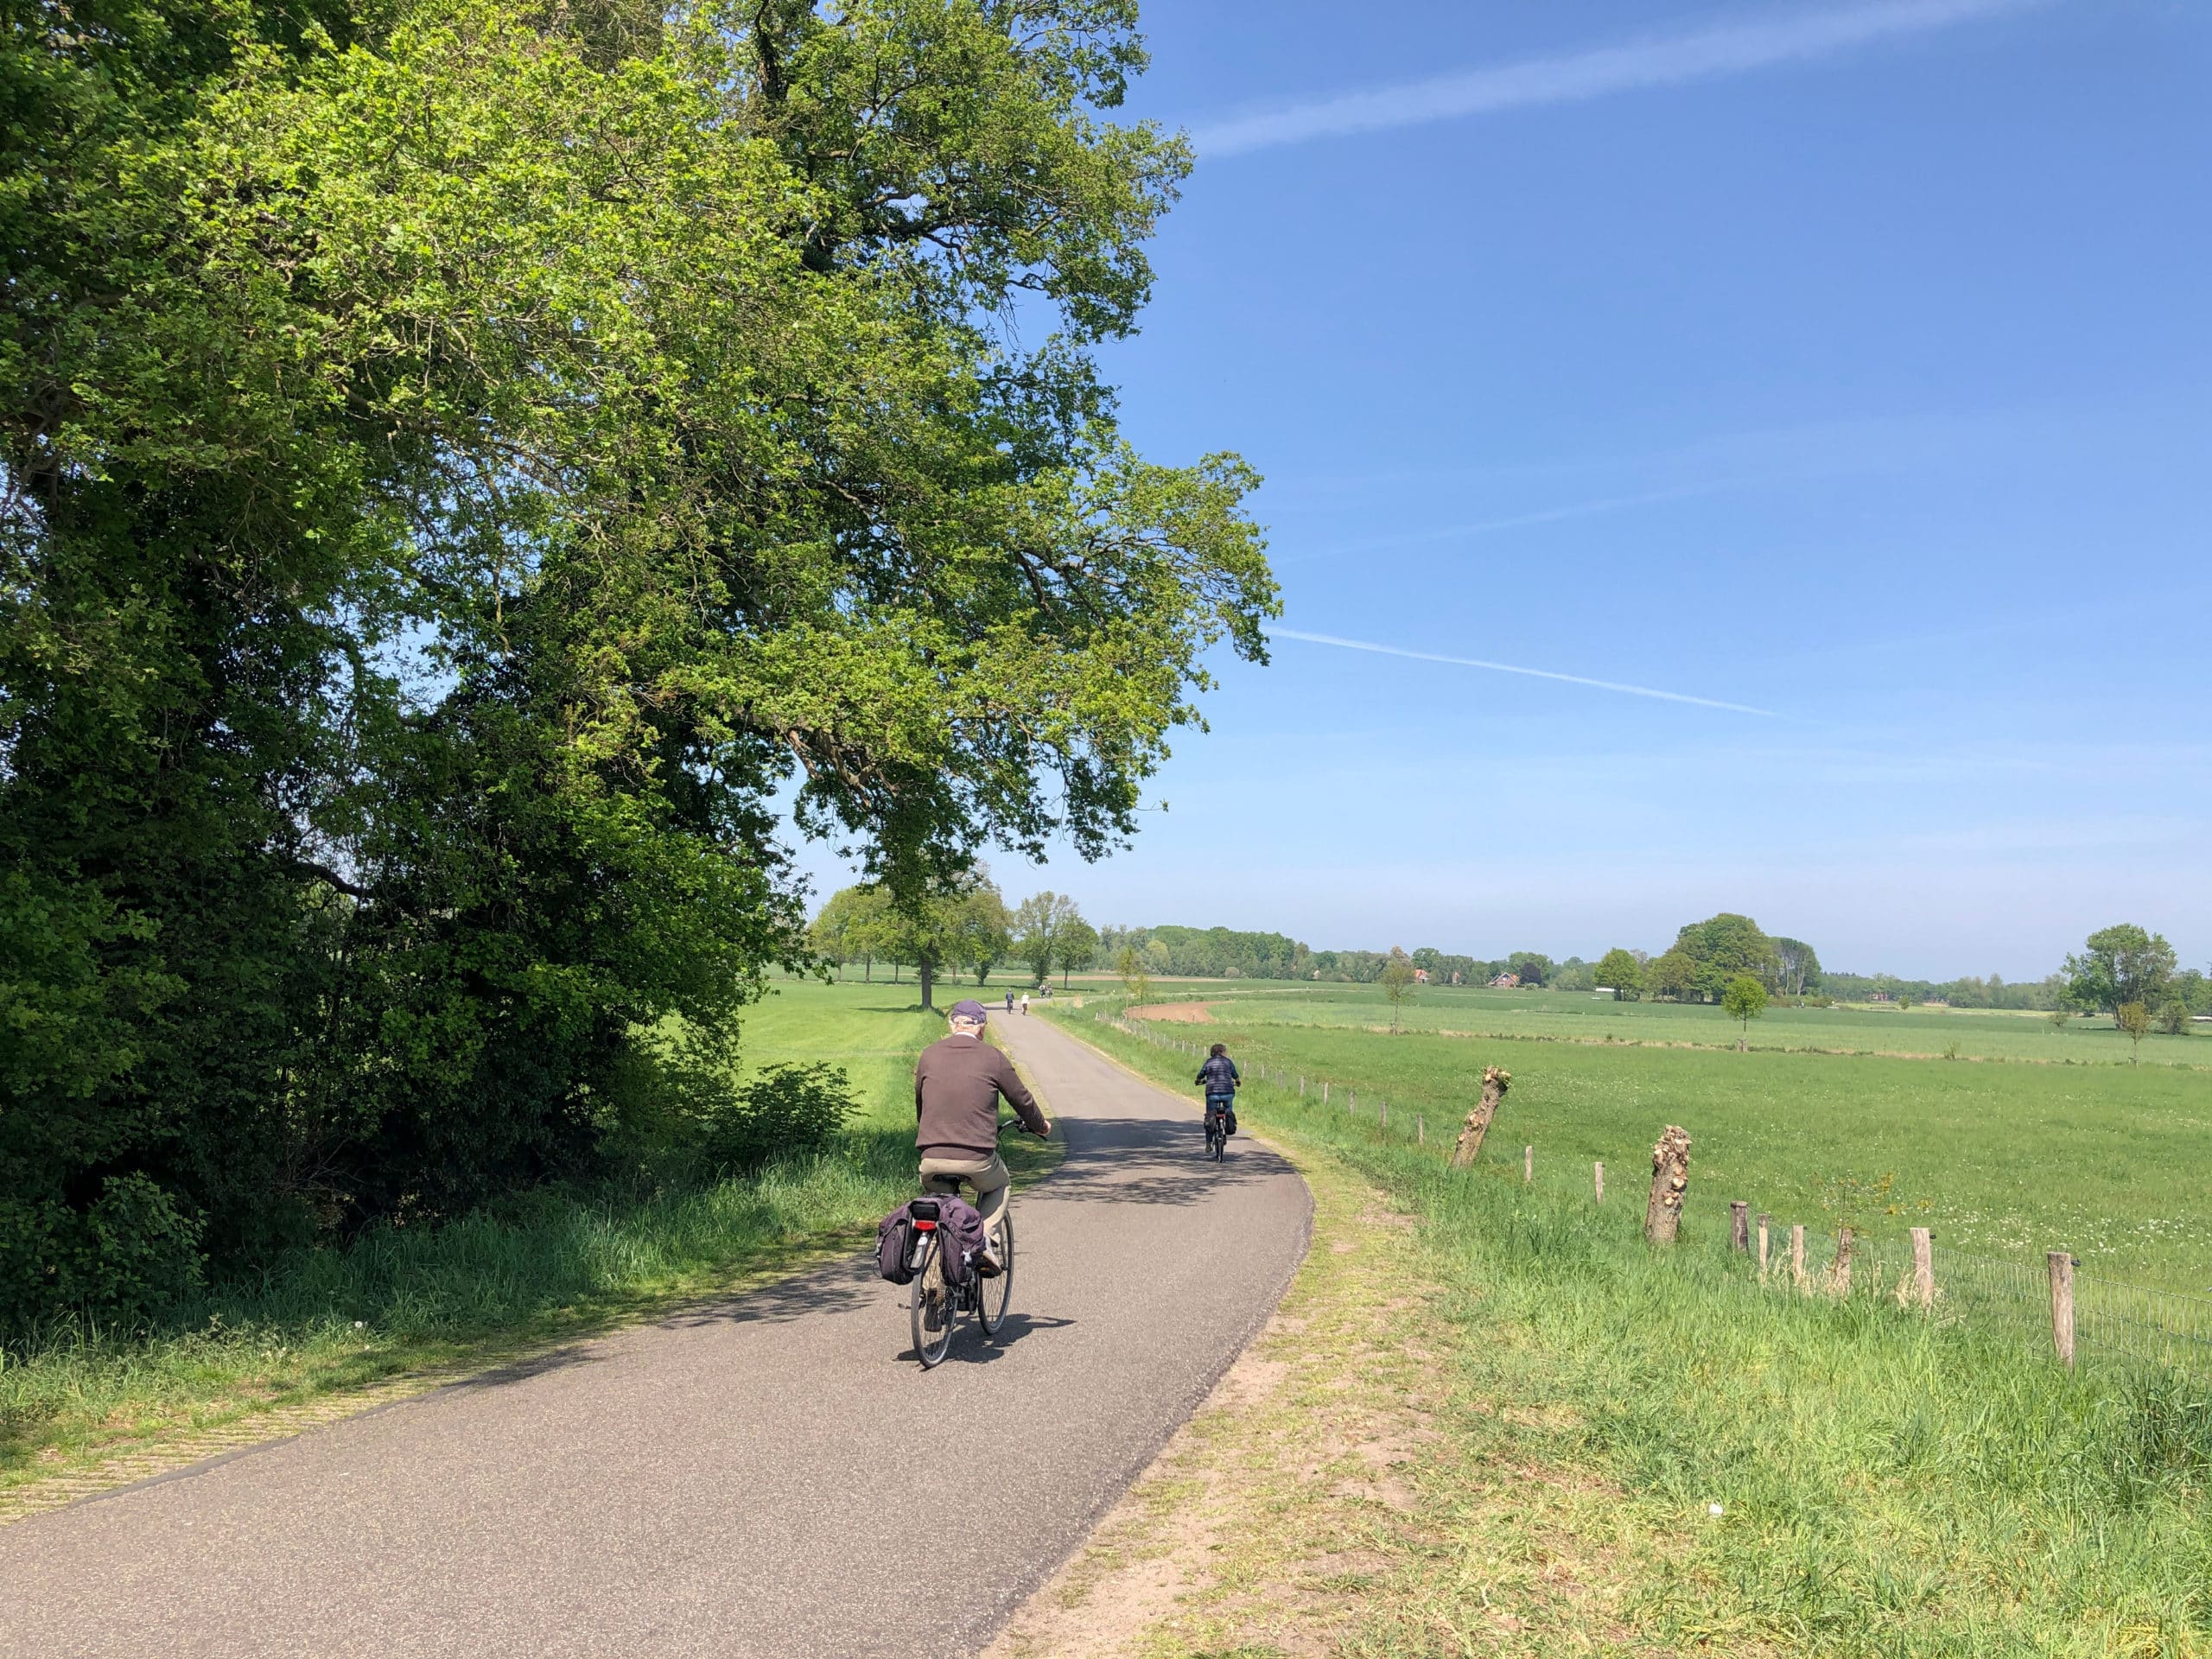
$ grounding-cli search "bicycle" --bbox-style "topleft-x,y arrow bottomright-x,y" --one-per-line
907,1118 -> 1034,1369
1204,1101 -> 1230,1162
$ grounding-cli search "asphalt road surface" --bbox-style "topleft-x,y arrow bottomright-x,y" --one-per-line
0,1014 -> 1311,1659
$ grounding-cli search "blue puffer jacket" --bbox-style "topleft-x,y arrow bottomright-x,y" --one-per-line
1195,1055 -> 1240,1097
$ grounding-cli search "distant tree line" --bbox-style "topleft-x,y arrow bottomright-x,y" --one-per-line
1098,925 -> 1312,980
810,878 -> 1097,1002
1089,926 -> 1595,990
1087,912 -> 2208,1038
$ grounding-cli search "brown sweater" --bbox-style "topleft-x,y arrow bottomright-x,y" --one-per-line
913,1033 -> 1046,1157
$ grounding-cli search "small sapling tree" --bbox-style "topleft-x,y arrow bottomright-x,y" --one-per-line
1379,948 -> 1417,1034
1116,944 -> 1150,1011
2117,1001 -> 2151,1061
1722,973 -> 1769,1052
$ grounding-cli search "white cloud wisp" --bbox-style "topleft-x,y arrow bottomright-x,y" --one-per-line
1192,0 -> 2042,156
1270,627 -> 1781,716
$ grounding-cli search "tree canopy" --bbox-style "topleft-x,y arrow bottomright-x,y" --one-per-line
0,0 -> 1271,1330
2064,925 -> 2177,1018
1669,914 -> 1781,1002
1595,949 -> 1643,1001
1012,892 -> 1085,986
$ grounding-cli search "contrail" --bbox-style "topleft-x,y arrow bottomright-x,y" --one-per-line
1269,627 -> 1781,716
1192,0 -> 2044,156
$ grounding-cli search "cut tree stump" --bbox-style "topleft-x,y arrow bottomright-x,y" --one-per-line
1449,1066 -> 1512,1168
1644,1125 -> 1692,1245
1730,1201 -> 1750,1253
1830,1226 -> 1855,1296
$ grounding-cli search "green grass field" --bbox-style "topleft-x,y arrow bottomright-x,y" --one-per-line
1048,1004 -> 2212,1656
1087,981 -> 2212,1294
1,980 -> 1009,1504
1122,977 -> 2208,1066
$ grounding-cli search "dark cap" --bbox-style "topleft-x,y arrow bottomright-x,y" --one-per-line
949,999 -> 989,1023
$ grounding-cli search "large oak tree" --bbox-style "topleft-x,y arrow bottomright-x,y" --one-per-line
0,0 -> 1271,1325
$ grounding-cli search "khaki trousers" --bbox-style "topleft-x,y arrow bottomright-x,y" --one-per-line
917,1152 -> 1012,1238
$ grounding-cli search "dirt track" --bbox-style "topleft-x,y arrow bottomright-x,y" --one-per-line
1126,1001 -> 1215,1023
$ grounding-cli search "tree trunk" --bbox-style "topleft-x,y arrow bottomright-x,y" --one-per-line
919,957 -> 935,1010
1644,1124 -> 1692,1244
1449,1065 -> 1511,1167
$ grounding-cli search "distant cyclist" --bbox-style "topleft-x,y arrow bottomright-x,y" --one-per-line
1195,1042 -> 1240,1143
914,999 -> 1050,1273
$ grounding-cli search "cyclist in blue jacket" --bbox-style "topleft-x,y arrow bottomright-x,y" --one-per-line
1195,1043 -> 1240,1142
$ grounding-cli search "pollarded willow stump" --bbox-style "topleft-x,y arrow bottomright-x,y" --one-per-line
1449,1066 -> 1512,1168
1644,1124 -> 1692,1244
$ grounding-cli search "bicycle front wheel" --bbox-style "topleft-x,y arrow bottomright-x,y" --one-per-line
977,1213 -> 1014,1338
911,1236 -> 953,1369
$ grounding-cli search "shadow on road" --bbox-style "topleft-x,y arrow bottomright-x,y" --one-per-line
1049,1116 -> 1293,1207
444,1345 -> 611,1393
668,1255 -> 886,1332
901,1311 -> 1077,1367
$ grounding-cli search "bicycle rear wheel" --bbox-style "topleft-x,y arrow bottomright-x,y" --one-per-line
911,1236 -> 953,1368
977,1213 -> 1014,1337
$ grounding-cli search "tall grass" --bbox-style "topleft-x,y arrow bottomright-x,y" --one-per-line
0,1128 -> 925,1489
1065,1009 -> 2212,1656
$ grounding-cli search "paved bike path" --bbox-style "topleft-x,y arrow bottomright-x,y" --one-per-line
0,1014 -> 1311,1659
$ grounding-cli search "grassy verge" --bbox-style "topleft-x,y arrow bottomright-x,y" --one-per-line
1041,1008 -> 2212,1656
1,982 -> 1051,1517
991,1132 -> 1668,1658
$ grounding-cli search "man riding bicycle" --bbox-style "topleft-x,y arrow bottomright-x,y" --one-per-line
1195,1042 -> 1240,1143
914,999 -> 1050,1273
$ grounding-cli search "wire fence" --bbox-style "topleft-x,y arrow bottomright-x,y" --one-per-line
1084,1004 -> 2212,1383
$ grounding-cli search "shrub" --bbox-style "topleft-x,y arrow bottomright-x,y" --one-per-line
704,1064 -> 859,1172
0,1174 -> 205,1336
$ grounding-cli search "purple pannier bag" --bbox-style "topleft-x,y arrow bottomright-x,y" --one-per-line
931,1194 -> 988,1287
876,1194 -> 988,1286
876,1205 -> 918,1284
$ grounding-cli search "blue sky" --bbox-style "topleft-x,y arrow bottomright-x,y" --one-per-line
809,0 -> 2212,979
